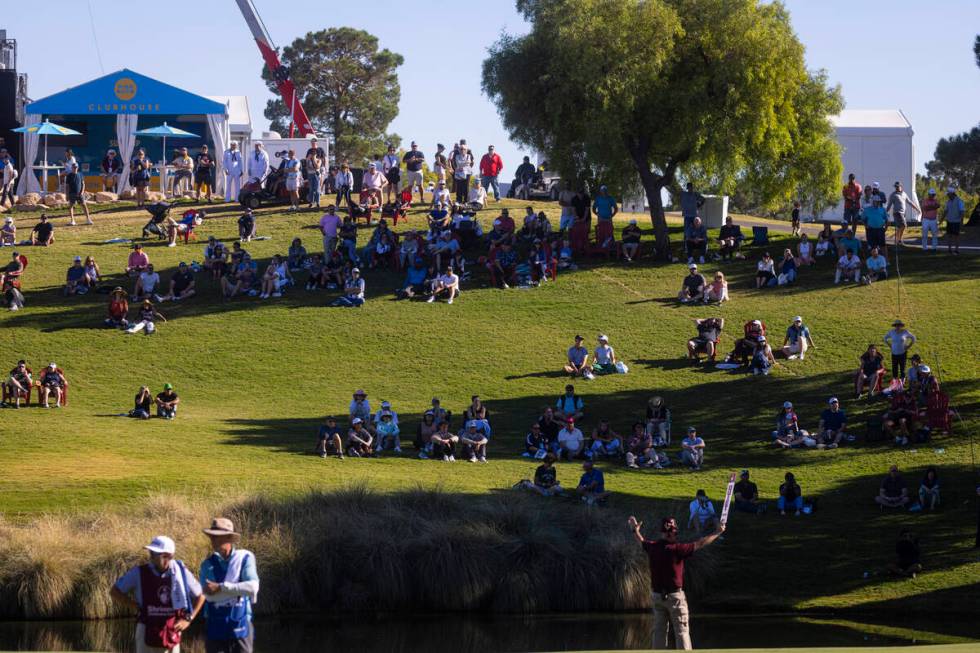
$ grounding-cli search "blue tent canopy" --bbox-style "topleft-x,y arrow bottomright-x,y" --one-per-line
26,69 -> 226,116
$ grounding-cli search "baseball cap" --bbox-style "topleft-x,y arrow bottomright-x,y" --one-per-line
920,365 -> 931,374
598,334 -> 609,342
892,319 -> 905,327
48,362 -> 57,369
163,383 -> 173,390
828,397 -> 839,404
352,417 -> 363,424
783,401 -> 793,408
144,535 -> 175,555
574,334 -> 584,341
740,469 -> 749,477
872,181 -> 880,189
381,400 -> 391,408
566,417 -> 575,424
73,256 -> 82,262
688,263 -> 698,270
351,267 -> 360,274
793,316 -> 802,322
687,426 -> 697,433
629,218 -> 637,225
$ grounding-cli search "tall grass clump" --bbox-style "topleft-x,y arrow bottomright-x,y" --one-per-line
0,487 -> 716,620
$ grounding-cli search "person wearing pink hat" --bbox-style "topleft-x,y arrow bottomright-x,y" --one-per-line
111,535 -> 205,653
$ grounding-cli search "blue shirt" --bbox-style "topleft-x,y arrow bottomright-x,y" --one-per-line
592,195 -> 617,220
578,468 -> 605,493
863,205 -> 887,229
404,266 -> 427,286
557,394 -> 584,414
200,550 -> 259,621
820,408 -> 847,431
785,324 -> 810,345
867,255 -> 887,272
839,236 -> 860,255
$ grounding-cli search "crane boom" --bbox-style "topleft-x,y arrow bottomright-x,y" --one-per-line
235,0 -> 315,138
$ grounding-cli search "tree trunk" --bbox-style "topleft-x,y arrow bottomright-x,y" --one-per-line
643,179 -> 671,260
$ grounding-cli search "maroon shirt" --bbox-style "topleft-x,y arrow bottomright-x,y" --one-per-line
642,539 -> 695,593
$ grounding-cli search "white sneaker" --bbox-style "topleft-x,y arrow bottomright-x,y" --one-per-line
448,455 -> 456,462
469,456 -> 477,463
426,296 -> 435,303
442,455 -> 449,462
167,242 -> 176,248
394,447 -> 402,453
479,456 -> 487,463
259,293 -> 268,299
447,297 -> 453,305
271,292 -> 282,298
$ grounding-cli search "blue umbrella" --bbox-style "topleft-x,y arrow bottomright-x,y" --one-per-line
134,122 -> 200,164
13,120 -> 84,194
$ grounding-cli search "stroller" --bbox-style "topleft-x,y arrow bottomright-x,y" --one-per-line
142,202 -> 172,239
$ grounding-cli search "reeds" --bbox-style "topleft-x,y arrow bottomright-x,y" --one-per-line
0,487 -> 715,619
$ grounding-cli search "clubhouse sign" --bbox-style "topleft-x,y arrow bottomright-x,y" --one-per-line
87,78 -> 162,113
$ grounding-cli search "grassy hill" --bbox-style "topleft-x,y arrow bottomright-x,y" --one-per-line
0,196 -> 977,617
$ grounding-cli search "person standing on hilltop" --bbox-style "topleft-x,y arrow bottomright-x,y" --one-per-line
627,514 -> 724,650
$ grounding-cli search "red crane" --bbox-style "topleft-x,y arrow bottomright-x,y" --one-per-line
235,0 -> 315,138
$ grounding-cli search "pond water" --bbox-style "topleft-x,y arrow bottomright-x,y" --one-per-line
0,613 -> 976,652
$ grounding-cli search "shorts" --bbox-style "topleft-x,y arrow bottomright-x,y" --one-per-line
866,226 -> 885,248
68,194 -> 84,206
385,169 -> 401,185
405,170 -> 424,188
946,222 -> 961,235
285,177 -> 300,191
892,212 -> 906,228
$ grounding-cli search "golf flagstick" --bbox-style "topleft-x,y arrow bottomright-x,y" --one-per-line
720,471 -> 736,526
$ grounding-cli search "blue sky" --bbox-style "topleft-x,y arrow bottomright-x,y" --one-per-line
8,0 -> 980,174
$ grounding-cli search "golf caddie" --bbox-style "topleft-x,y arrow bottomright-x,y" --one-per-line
627,515 -> 724,650
200,517 -> 260,653
110,535 -> 205,653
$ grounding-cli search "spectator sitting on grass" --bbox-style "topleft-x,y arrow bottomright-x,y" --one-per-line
564,335 -> 592,379
836,228 -> 861,259
126,244 -> 151,278
427,265 -> 459,304
460,421 -> 489,463
883,388 -> 917,446
796,233 -> 814,266
398,257 -> 430,299
30,214 -> 54,246
863,246 -> 888,284
330,267 -> 365,307
777,249 -> 797,285
487,241 -> 518,289
348,389 -> 372,426
646,396 -> 669,446
204,240 -> 228,279
621,219 -> 642,261
889,529 -> 922,578
733,470 -> 763,514
916,467 -> 940,512
678,263 -> 706,303
429,397 -> 451,426
717,216 -> 744,260
773,401 -> 808,448
577,460 -> 609,506
748,338 -> 774,376
704,271 -> 728,304
523,422 -> 549,459
347,418 -> 374,457
778,472 -> 804,516
129,386 -> 152,419
65,256 -> 89,296
125,299 -> 166,335
685,217 -> 708,264
430,420 -> 457,461
415,411 -> 438,458
681,427 -> 705,470
556,384 -> 585,421
688,318 -> 724,364
462,396 -> 490,434
557,417 -> 586,460
105,287 -> 129,329
591,334 -> 618,375
374,410 -> 402,454
856,344 -> 885,399
160,262 -> 196,302
688,489 -> 717,533
557,238 -> 575,270
625,422 -> 659,469
835,248 -> 862,284
815,397 -> 847,449
305,253 -> 325,290
781,315 -> 815,360
589,419 -> 622,459
287,238 -> 308,272
537,406 -> 562,447
875,465 -> 910,509
316,416 -> 343,459
323,250 -> 345,289
516,453 -> 563,496
155,383 -> 179,419
814,230 -> 832,258
755,252 -> 776,288
221,255 -> 257,299
238,208 -> 256,242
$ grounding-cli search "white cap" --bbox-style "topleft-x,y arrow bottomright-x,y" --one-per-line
783,401 -> 793,409
828,397 -> 839,404
144,535 -> 176,555
598,334 -> 609,341
352,417 -> 363,424
920,365 -> 931,374
872,181 -> 880,188
688,263 -> 698,269
793,315 -> 802,322
49,362 -> 57,369
381,400 -> 391,408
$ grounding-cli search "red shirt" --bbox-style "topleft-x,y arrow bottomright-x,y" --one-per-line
842,181 -> 862,210
480,153 -> 504,177
920,197 -> 940,220
642,539 -> 695,592
496,215 -> 515,233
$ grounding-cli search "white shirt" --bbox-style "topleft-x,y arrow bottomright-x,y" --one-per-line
432,188 -> 451,206
139,271 -> 160,293
838,254 -> 860,269
362,169 -> 385,190
468,186 -> 487,206
249,149 -> 270,181
223,149 -> 243,175
382,153 -> 400,173
62,156 -> 77,174
437,273 -> 459,289
334,170 -> 353,188
594,344 -> 615,365
689,498 -> 716,524
557,427 -> 584,450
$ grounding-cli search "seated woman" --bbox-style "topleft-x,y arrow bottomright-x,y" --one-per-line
467,179 -> 487,210
687,317 -> 724,363
533,211 -> 552,240
460,421 -> 489,463
371,232 -> 395,269
772,401 -> 808,448
38,363 -> 68,408
287,238 -> 308,272
1,217 -> 16,245
589,418 -> 623,458
515,453 -> 563,496
557,239 -> 575,270
856,344 -> 885,399
748,338 -> 774,376
259,254 -> 291,299
429,420 -> 458,462
83,256 -> 101,290
105,287 -> 130,329
688,489 -> 717,533
527,240 -> 550,283
204,241 -> 228,280
626,422 -> 659,469
399,230 -> 421,268
704,271 -> 728,304
917,467 -> 940,511
322,250 -> 345,289
374,411 -> 402,454
346,418 -> 374,457
591,334 -> 618,375
864,246 -> 888,283
462,395 -> 491,435
305,253 -> 325,290
883,388 -> 917,446
65,257 -> 90,296
129,386 -> 152,419
797,233 -> 815,266
755,252 -> 776,288
778,472 -> 803,516
777,249 -> 797,285
415,411 -> 438,458
814,231 -> 832,259
645,397 -> 670,446
221,256 -> 258,299
621,219 -> 642,261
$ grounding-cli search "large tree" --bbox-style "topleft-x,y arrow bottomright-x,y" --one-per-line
483,0 -> 843,258
924,35 -> 980,193
263,27 -> 404,164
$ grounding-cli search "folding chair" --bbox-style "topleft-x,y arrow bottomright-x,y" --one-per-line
751,226 -> 769,245
855,368 -> 885,399
924,392 -> 952,434
2,366 -> 32,407
36,369 -> 69,407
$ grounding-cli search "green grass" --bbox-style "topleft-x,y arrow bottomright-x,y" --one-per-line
0,196 -> 978,618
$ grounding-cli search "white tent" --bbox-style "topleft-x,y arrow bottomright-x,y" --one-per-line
828,109 -> 920,222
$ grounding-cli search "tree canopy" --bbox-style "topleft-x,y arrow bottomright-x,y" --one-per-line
924,35 -> 980,193
263,27 -> 404,164
483,0 -> 843,257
